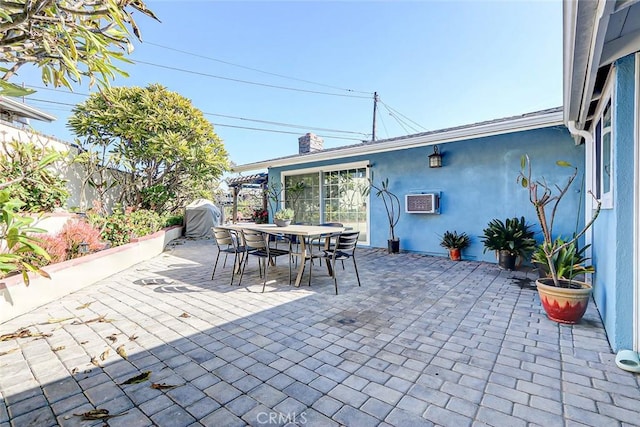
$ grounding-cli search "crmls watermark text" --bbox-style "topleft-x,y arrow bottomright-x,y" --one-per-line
256,411 -> 307,425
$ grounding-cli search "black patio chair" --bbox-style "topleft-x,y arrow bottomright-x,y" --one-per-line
309,222 -> 344,267
311,231 -> 361,294
238,229 -> 292,292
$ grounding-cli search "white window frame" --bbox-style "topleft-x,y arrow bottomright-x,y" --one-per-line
634,53 -> 640,352
281,161 -> 371,245
592,74 -> 615,210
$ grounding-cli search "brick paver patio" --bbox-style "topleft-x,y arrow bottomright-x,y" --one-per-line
1,238 -> 639,427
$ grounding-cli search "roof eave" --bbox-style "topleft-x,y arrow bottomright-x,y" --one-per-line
563,0 -> 579,124
563,0 -> 615,130
0,96 -> 56,122
232,109 -> 564,173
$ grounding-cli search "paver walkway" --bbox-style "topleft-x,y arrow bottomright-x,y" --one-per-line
1,238 -> 639,427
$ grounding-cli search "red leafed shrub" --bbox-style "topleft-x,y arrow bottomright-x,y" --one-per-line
37,234 -> 68,264
59,220 -> 105,259
32,220 -> 105,267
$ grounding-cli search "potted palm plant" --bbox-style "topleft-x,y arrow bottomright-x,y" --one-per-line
364,174 -> 401,253
481,216 -> 536,270
439,231 -> 470,261
518,155 -> 601,323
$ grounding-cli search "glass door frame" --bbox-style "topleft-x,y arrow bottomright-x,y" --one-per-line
281,161 -> 370,245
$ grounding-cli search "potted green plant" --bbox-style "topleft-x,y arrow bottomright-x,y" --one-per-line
439,231 -> 470,261
273,208 -> 294,227
481,216 -> 536,270
364,175 -> 401,253
532,237 -> 594,280
518,155 -> 601,324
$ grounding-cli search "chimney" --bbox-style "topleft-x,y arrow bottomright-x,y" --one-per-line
298,132 -> 324,154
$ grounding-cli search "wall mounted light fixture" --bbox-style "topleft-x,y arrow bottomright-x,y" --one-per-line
428,145 -> 443,168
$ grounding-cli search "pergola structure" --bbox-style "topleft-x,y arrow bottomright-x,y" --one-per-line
226,173 -> 268,222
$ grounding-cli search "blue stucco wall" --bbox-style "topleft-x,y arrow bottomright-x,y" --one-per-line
270,125 -> 583,264
591,54 -> 636,352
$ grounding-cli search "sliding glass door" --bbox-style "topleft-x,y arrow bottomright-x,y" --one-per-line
323,168 -> 368,241
283,164 -> 369,243
284,172 -> 320,224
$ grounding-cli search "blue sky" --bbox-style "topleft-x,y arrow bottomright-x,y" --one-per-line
17,0 -> 562,168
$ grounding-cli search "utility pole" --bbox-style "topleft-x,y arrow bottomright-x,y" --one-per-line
371,91 -> 378,142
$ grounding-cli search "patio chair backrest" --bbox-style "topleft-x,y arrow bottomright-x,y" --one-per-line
241,229 -> 267,251
212,227 -> 234,247
320,222 -> 343,228
335,231 -> 359,253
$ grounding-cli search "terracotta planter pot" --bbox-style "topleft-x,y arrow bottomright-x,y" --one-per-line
448,248 -> 461,261
536,278 -> 592,324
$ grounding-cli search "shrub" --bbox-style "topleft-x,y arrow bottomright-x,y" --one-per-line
61,220 -> 104,258
89,209 -> 131,247
35,234 -> 68,265
0,141 -> 69,212
128,209 -> 163,238
164,215 -> 184,227
88,206 -> 167,247
29,220 -> 104,267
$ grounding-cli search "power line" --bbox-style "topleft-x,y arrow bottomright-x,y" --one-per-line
383,104 -> 413,134
132,60 -> 371,99
28,98 -> 76,107
377,108 -> 390,139
203,112 -> 368,136
144,41 -> 372,95
25,98 -> 370,141
210,123 -> 367,141
26,94 -> 368,136
379,99 -> 428,131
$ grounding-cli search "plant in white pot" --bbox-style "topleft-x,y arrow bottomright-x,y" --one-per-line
518,155 -> 601,323
273,208 -> 294,227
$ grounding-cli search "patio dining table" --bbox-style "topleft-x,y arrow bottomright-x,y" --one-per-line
218,222 -> 345,287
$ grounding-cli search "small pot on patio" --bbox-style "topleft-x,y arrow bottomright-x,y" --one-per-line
481,217 -> 535,270
497,250 -> 517,270
439,230 -> 470,261
387,238 -> 400,254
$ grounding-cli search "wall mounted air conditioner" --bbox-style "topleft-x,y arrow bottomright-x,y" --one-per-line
405,193 -> 440,214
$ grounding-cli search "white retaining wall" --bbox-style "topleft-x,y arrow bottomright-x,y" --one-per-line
0,226 -> 183,323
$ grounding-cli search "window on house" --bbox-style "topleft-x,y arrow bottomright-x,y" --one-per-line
284,173 -> 320,224
283,164 -> 369,242
594,99 -> 613,208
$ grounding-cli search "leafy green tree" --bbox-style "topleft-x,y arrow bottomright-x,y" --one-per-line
0,151 -> 63,283
68,84 -> 230,213
0,0 -> 159,96
0,140 -> 69,212
0,0 -> 157,285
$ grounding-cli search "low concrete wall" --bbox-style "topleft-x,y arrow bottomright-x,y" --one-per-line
30,212 -> 76,235
0,226 -> 183,324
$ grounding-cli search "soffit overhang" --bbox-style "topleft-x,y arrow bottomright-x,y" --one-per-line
0,96 -> 56,122
564,0 -> 640,132
233,108 -> 563,173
